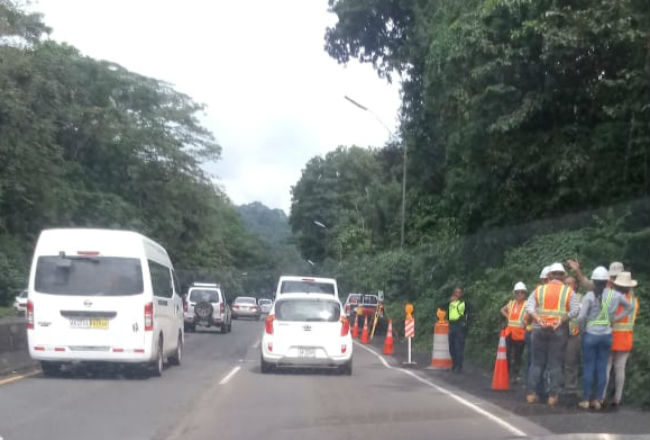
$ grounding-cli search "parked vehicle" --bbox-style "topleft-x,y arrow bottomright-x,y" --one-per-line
183,283 -> 231,333
27,228 -> 183,377
275,276 -> 338,299
258,298 -> 273,314
261,293 -> 352,374
231,296 -> 261,320
13,289 -> 28,315
343,293 -> 362,318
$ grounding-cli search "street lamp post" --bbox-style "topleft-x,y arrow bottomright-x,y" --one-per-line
344,95 -> 406,250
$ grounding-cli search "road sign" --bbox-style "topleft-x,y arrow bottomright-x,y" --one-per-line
405,317 -> 415,338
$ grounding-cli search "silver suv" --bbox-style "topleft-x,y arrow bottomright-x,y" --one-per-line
184,283 -> 232,333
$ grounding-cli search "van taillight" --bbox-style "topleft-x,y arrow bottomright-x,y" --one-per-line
340,317 -> 350,337
220,302 -> 225,314
265,314 -> 275,335
27,300 -> 34,329
144,302 -> 153,331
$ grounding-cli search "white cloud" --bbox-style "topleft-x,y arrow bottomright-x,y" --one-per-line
31,0 -> 400,213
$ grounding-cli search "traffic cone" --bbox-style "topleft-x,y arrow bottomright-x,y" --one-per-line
361,315 -> 370,344
492,329 -> 509,390
429,320 -> 452,369
351,314 -> 359,339
383,319 -> 394,354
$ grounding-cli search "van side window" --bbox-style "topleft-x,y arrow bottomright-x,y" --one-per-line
149,260 -> 173,298
171,271 -> 181,297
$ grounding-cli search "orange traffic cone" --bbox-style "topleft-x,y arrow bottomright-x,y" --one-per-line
383,319 -> 394,354
492,329 -> 509,390
351,314 -> 359,339
361,315 -> 370,344
430,320 -> 452,369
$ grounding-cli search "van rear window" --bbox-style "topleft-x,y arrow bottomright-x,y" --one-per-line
275,299 -> 340,322
35,256 -> 143,296
280,281 -> 335,295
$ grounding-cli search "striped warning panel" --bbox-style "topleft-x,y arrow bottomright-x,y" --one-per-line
405,318 -> 415,338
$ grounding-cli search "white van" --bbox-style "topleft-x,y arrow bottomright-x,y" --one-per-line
27,228 -> 183,377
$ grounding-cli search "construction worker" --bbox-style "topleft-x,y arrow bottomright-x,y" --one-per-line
525,262 -> 580,405
500,282 -> 527,383
564,276 -> 582,394
525,266 -> 550,392
605,271 -> 639,409
443,286 -> 471,373
577,267 -> 633,410
567,259 -> 624,291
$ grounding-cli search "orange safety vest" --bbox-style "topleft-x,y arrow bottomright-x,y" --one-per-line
505,300 -> 526,341
611,292 -> 639,352
535,281 -> 572,326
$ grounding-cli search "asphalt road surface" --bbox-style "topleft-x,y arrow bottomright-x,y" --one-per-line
0,319 -> 549,440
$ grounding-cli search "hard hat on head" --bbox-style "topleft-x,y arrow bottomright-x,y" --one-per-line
540,266 -> 551,279
608,262 -> 624,277
548,262 -> 566,274
513,281 -> 527,292
613,271 -> 637,288
591,266 -> 609,281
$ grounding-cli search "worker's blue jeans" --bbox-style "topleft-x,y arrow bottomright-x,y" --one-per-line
582,332 -> 612,401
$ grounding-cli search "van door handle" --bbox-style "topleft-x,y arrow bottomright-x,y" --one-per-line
157,300 -> 168,306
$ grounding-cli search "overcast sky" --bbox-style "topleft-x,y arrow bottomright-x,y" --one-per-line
30,0 -> 400,213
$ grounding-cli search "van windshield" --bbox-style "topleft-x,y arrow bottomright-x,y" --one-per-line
280,280 -> 335,295
35,256 -> 143,296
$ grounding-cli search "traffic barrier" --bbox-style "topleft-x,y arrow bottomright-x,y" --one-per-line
383,319 -> 394,354
429,319 -> 452,369
361,315 -> 370,344
491,329 -> 509,390
351,314 -> 359,339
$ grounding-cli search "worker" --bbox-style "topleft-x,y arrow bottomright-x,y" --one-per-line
605,271 -> 639,409
577,267 -> 633,410
500,282 -> 527,383
564,276 -> 582,394
443,286 -> 471,373
567,259 -> 624,291
525,262 -> 580,405
525,266 -> 550,394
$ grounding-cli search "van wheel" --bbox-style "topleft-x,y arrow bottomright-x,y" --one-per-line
261,355 -> 273,374
169,333 -> 182,366
150,339 -> 163,377
41,361 -> 61,377
184,323 -> 195,333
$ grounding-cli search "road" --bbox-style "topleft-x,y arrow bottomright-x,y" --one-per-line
0,319 -> 548,440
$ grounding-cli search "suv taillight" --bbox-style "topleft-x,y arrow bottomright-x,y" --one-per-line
26,300 -> 34,329
220,302 -> 225,314
340,317 -> 350,337
144,302 -> 153,331
183,299 -> 188,313
265,314 -> 275,335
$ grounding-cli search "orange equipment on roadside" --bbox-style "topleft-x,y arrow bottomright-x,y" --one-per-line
361,315 -> 370,344
429,308 -> 452,369
491,329 -> 509,390
383,319 -> 394,354
352,314 -> 360,339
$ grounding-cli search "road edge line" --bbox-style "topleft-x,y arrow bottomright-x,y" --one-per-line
355,341 -> 528,438
0,370 -> 40,386
218,365 -> 241,385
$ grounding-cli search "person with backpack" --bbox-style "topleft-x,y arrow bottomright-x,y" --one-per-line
577,267 -> 633,410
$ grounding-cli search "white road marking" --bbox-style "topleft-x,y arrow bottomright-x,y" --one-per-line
218,366 -> 241,385
355,342 -> 527,438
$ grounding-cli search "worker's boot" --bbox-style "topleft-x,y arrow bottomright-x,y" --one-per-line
526,393 -> 538,404
547,395 -> 559,406
591,400 -> 602,410
578,400 -> 590,409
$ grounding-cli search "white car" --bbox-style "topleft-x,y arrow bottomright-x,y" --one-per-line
13,289 -> 28,315
184,283 -> 232,333
27,228 -> 184,377
274,276 -> 339,299
258,298 -> 273,314
261,293 -> 352,375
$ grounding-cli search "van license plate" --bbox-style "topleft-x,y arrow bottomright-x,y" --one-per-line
299,348 -> 315,358
70,319 -> 109,330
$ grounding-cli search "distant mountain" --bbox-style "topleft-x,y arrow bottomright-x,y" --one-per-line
237,202 -> 292,245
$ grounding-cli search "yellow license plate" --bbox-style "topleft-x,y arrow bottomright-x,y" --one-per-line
90,319 -> 109,330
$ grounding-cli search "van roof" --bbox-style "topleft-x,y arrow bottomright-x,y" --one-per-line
278,275 -> 337,284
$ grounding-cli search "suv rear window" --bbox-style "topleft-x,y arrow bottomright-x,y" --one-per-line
275,299 -> 340,322
189,289 -> 220,303
35,256 -> 143,296
280,280 -> 335,295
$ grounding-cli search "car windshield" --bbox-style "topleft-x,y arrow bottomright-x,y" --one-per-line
280,281 -> 335,295
189,289 -> 220,303
234,297 -> 256,304
258,299 -> 272,305
275,299 -> 340,322
347,294 -> 361,303
363,295 -> 378,305
34,256 -> 143,296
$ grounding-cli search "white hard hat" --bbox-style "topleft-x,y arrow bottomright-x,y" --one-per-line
591,266 -> 609,281
608,262 -> 624,277
513,281 -> 527,292
540,266 -> 551,279
548,262 -> 566,274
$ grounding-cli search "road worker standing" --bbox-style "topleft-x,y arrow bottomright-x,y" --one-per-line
564,276 -> 582,394
526,262 -> 580,405
501,282 -> 528,383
